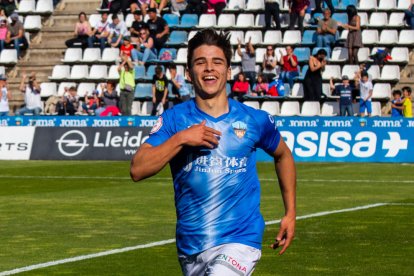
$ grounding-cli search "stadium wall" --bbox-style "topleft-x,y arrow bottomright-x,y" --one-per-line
0,116 -> 413,162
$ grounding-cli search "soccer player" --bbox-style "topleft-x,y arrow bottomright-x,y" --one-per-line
130,29 -> 296,275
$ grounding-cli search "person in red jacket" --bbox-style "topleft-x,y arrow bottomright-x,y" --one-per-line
232,72 -> 249,102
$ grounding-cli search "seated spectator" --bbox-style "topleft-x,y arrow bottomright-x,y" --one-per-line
131,26 -> 157,65
391,90 -> 403,117
169,64 -> 191,105
6,13 -> 28,58
56,86 -> 80,116
120,36 -> 134,59
16,72 -> 42,116
0,17 -> 7,53
108,14 -> 128,48
146,8 -> 169,50
288,0 -> 309,33
205,0 -> 226,17
130,10 -> 147,44
339,5 -> 362,64
170,0 -> 188,15
0,0 -> 16,17
252,74 -> 269,97
330,75 -> 355,117
151,65 -> 169,116
96,81 -> 121,116
262,45 -> 278,82
315,9 -> 337,48
265,0 -> 281,30
117,55 -> 135,115
237,37 -> 256,91
279,46 -> 299,89
232,72 -> 249,102
65,12 -> 91,49
88,12 -> 110,53
82,90 -> 100,115
130,0 -> 155,19
0,74 -> 10,116
404,0 -> 414,29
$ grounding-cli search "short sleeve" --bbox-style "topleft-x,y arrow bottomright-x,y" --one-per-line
152,75 -> 156,84
145,112 -> 174,147
256,112 -> 281,155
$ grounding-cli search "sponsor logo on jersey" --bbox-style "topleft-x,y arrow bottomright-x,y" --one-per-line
150,116 -> 163,134
232,121 -> 247,138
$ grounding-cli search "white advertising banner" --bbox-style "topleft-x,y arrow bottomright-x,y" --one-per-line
0,127 -> 35,160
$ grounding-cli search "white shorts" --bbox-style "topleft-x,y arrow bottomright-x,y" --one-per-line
178,243 -> 262,276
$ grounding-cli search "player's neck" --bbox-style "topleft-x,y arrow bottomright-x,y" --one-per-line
195,92 -> 229,118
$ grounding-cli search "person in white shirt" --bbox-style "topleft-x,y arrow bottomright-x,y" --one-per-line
16,72 -> 42,115
88,12 -> 110,53
355,70 -> 373,117
108,14 -> 129,48
0,74 -> 11,116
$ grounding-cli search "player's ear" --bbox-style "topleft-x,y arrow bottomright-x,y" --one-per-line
227,66 -> 231,81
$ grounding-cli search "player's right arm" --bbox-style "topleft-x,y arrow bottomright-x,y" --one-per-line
130,121 -> 221,182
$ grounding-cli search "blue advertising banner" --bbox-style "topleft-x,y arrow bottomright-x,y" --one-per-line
1,116 -> 413,162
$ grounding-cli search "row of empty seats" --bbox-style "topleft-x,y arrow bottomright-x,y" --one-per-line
17,0 -> 55,14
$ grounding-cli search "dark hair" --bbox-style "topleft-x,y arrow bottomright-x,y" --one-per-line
69,86 -> 77,91
402,86 -> 412,94
392,90 -> 402,96
315,49 -> 327,57
237,72 -> 246,81
107,81 -> 116,87
155,65 -> 163,74
346,5 -> 358,22
361,71 -> 369,79
112,14 -> 118,20
79,12 -> 87,20
187,29 -> 232,69
169,64 -> 177,70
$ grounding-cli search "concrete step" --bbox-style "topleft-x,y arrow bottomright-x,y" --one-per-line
21,49 -> 64,64
46,15 -> 81,29
60,0 -> 101,13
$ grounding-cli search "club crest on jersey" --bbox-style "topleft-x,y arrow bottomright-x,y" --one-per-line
232,121 -> 247,138
150,116 -> 163,134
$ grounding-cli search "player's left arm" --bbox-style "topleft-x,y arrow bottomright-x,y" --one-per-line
272,138 -> 296,255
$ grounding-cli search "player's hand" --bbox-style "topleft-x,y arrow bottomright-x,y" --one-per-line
179,120 -> 221,149
271,214 -> 295,255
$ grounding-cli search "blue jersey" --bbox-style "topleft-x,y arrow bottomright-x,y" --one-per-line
146,99 -> 281,255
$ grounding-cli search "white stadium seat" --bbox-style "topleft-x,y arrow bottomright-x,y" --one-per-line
261,101 -> 280,116
289,83 -> 304,98
321,102 -> 339,116
175,48 -> 188,63
125,13 -> 134,28
371,102 -> 382,117
379,30 -> 398,45
246,0 -> 265,10
23,15 -> 42,31
230,31 -> 244,45
358,12 -> 368,26
88,14 -> 101,28
378,0 -> 396,10
217,14 -> 235,27
101,48 -> 120,62
367,65 -> 381,81
77,82 -> 96,97
108,65 -> 120,79
341,65 -> 359,79
62,48 -> 82,63
397,0 -> 411,10
49,65 -> 70,80
198,14 -> 216,27
36,0 -> 53,13
362,30 -> 379,45
131,101 -> 141,115
243,101 -> 260,109
331,47 -> 348,62
300,101 -> 321,116
244,31 -> 262,44
255,14 -> 266,28
69,65 -> 89,80
82,48 -> 101,62
390,47 -> 409,63
263,30 -> 282,45
140,101 -> 153,115
40,82 -> 57,98
236,13 -> 255,28
283,30 -> 301,45
372,83 -> 392,99
255,48 -> 266,63
358,47 -> 371,62
279,101 -> 300,116
57,82 -> 76,96
188,31 -> 197,41
359,0 -> 377,11
399,30 -> 414,44
226,0 -> 246,11
368,13 -> 387,27
88,65 -> 108,79
380,65 -> 400,81
388,12 -> 405,27
18,0 -> 36,13
0,66 -> 5,75
230,65 -> 241,80
0,49 -> 17,64
322,65 -> 341,80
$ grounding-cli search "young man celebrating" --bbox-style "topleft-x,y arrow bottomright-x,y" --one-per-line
130,29 -> 296,275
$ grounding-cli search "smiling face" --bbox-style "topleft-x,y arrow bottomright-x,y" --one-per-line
187,45 -> 231,99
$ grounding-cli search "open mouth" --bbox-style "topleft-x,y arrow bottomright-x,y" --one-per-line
202,75 -> 218,84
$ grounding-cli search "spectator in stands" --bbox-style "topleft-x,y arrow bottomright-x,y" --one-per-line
205,0 -> 226,17
169,64 -> 191,105
303,48 -> 326,101
355,71 -> 373,117
0,0 -> 16,17
56,86 -> 80,115
118,54 -> 135,115
120,36 -> 134,59
184,0 -> 205,15
170,0 -> 188,15
16,72 -> 42,116
404,0 -> 414,29
330,75 -> 354,117
265,0 -> 281,30
401,87 -> 412,118
313,0 -> 334,15
232,72 -> 249,101
130,10 -> 146,44
146,8 -> 169,50
237,37 -> 256,91
279,45 -> 299,89
0,17 -> 7,54
262,45 -> 278,82
44,94 -> 59,115
153,0 -> 169,14
131,26 -> 157,65
65,12 -> 91,49
371,48 -> 392,68
0,8 -> 5,17
97,81 -> 121,116
82,90 -> 100,115
151,65 -> 169,116
108,14 -> 128,48
391,90 -> 403,117
252,73 -> 268,97
130,0 -> 154,19
6,12 -> 28,58
288,0 -> 309,33
88,12 -> 110,53
339,5 -> 362,64
0,74 -> 10,116
315,9 -> 337,48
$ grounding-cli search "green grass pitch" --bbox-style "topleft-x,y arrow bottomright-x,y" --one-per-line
0,161 -> 413,275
